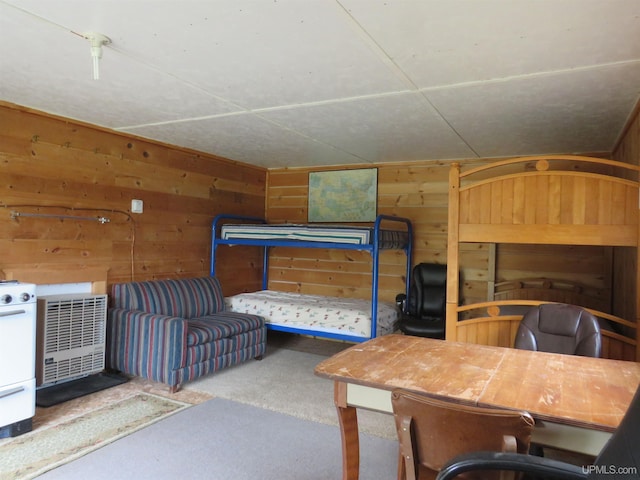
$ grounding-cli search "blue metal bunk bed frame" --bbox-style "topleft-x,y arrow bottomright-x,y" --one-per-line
210,213 -> 413,343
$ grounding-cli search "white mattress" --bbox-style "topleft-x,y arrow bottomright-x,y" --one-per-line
225,290 -> 399,338
220,223 -> 409,248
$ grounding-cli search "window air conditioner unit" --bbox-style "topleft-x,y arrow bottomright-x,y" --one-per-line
36,294 -> 108,387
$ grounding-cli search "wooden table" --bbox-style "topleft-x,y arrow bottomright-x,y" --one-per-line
314,334 -> 640,480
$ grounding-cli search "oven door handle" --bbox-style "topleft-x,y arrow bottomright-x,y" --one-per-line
0,309 -> 26,318
0,386 -> 25,399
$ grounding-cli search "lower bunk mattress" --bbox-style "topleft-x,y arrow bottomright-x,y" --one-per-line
225,290 -> 399,338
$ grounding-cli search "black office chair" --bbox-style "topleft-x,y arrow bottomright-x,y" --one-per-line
436,383 -> 640,480
396,263 -> 447,339
514,303 -> 602,358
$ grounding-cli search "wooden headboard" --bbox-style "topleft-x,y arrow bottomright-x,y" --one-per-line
445,155 -> 640,361
492,277 -> 610,312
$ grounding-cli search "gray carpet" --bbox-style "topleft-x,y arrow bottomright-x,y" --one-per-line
36,397 -> 398,479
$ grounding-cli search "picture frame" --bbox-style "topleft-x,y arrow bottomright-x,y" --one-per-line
308,168 -> 378,222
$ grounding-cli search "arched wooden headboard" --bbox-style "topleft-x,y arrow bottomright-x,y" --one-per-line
446,155 -> 640,361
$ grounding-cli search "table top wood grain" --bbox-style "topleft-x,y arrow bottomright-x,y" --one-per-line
314,334 -> 640,432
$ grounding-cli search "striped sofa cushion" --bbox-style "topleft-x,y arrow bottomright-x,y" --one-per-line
111,277 -> 226,319
186,312 -> 265,345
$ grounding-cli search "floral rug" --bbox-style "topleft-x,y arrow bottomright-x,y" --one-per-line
0,393 -> 190,480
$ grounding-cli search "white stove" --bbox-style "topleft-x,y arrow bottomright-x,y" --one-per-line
0,280 -> 36,437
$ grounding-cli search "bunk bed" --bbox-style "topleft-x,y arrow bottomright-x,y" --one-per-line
210,214 -> 413,343
446,155 -> 640,361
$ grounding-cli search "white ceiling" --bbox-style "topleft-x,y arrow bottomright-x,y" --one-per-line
1,0 -> 639,169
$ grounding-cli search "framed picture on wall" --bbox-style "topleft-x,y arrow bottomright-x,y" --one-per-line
308,168 -> 378,222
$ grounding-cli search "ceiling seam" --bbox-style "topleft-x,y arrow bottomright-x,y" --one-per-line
419,93 -> 481,159
115,90 -> 415,129
1,0 -> 69,31
105,44 -> 251,114
333,0 -> 419,92
333,0 -> 481,159
117,107 -> 372,165
119,56 -> 640,131
419,58 -> 640,93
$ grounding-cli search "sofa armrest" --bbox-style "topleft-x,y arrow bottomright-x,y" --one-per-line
107,308 -> 188,384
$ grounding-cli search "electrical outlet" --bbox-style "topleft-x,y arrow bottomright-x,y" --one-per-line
131,199 -> 143,214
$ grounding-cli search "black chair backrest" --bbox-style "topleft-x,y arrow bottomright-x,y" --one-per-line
593,383 -> 640,477
407,263 -> 447,321
514,303 -> 601,357
435,383 -> 640,480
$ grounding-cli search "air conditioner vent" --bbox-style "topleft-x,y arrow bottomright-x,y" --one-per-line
36,294 -> 108,387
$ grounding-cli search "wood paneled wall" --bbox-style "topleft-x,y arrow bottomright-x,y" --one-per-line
267,164 -> 463,303
266,161 -> 614,308
0,102 -> 266,295
2,98 -> 637,320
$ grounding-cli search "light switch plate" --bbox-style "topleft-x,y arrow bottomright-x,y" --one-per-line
131,199 -> 143,214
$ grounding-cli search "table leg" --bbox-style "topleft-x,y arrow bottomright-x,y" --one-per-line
335,381 -> 360,480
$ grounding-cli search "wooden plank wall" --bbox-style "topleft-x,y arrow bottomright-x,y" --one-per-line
0,102 -> 266,295
266,162 -> 614,308
2,99 -> 636,318
266,165 -> 454,303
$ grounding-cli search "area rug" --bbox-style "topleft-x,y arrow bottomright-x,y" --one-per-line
184,344 -> 398,439
0,393 -> 190,480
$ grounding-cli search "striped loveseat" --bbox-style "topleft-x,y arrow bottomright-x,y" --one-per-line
107,277 -> 266,392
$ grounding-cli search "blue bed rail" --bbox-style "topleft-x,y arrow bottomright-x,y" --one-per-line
210,213 -> 413,342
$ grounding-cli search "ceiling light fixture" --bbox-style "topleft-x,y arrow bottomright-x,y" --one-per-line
84,32 -> 111,80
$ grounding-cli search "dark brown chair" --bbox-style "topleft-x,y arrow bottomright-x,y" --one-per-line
514,303 -> 601,357
391,389 -> 534,480
436,384 -> 640,480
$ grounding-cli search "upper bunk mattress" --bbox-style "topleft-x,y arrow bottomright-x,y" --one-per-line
220,223 -> 409,248
225,290 -> 399,338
